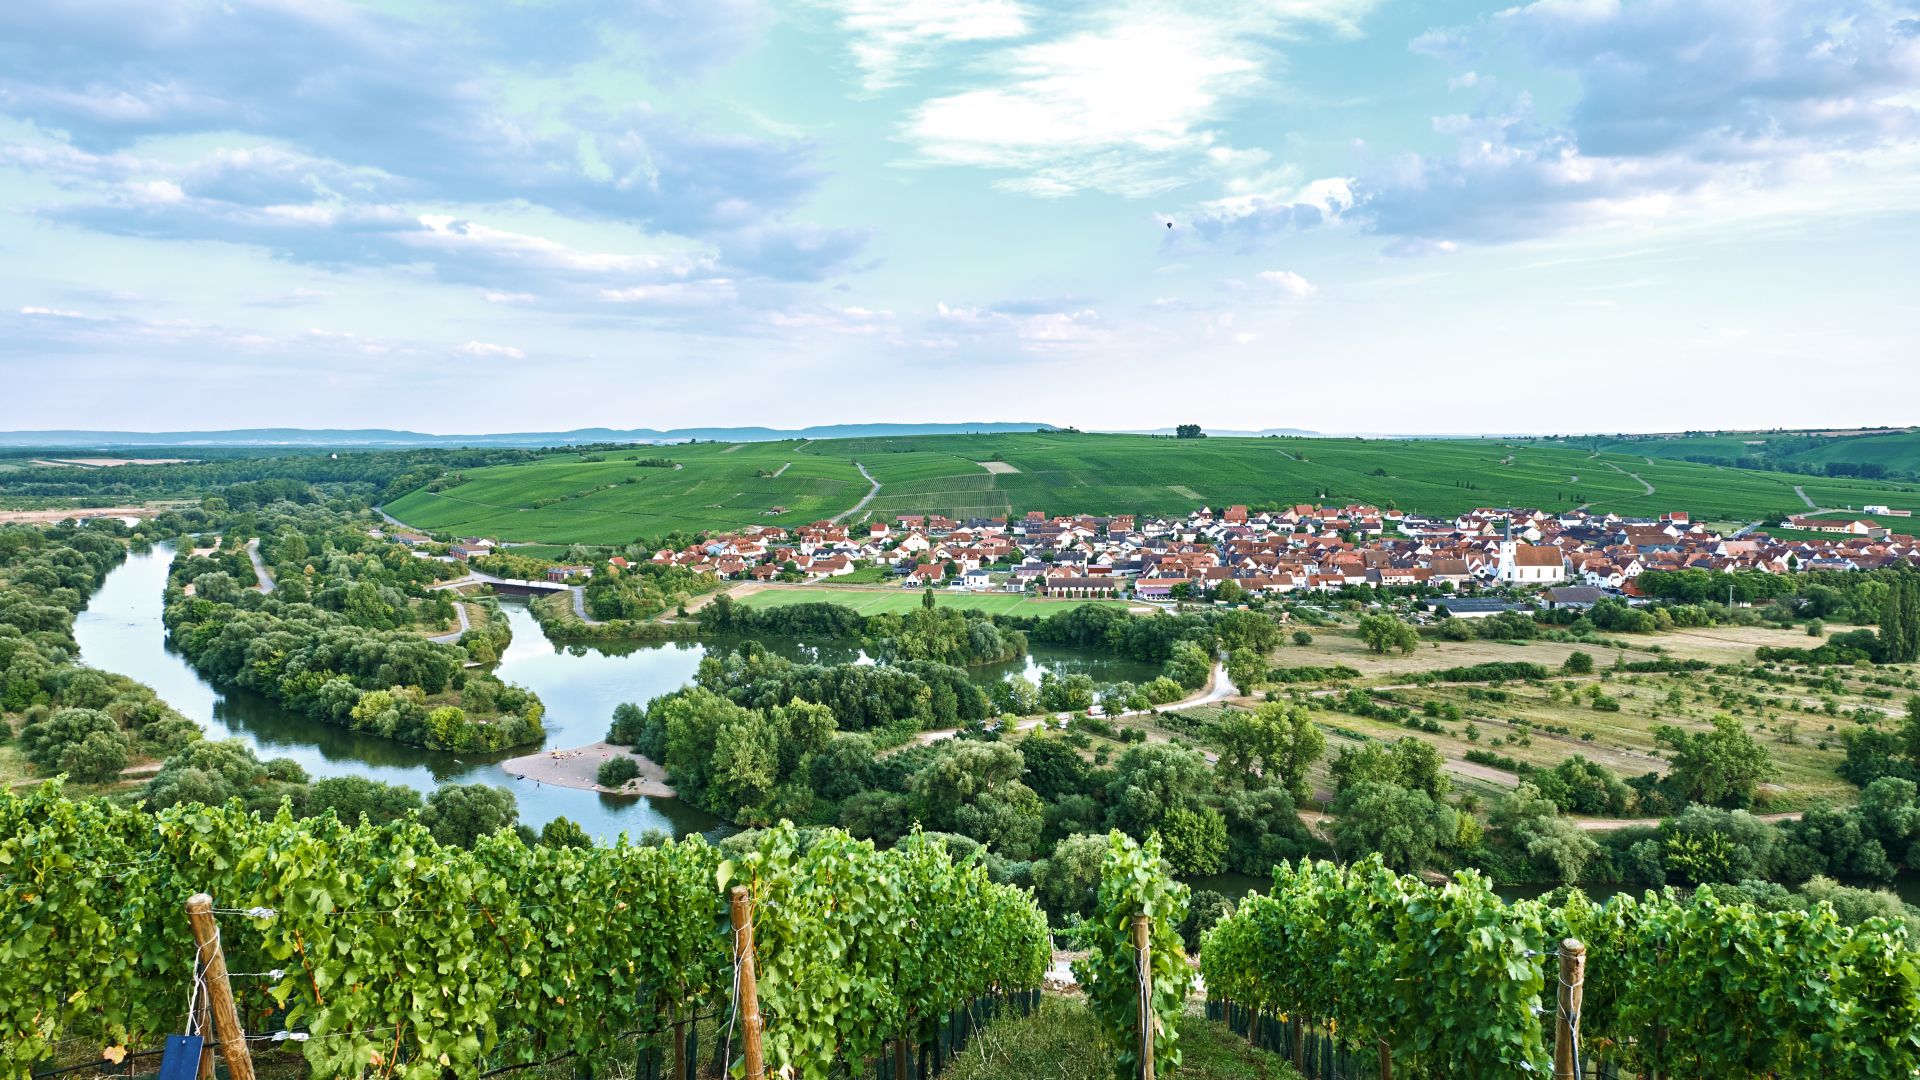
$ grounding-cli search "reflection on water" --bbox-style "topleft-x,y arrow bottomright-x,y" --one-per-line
73,546 -> 722,842
73,547 -> 1163,843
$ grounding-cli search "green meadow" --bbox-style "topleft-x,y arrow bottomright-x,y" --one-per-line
383,432 -> 1920,544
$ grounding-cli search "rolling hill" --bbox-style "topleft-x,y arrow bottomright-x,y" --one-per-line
1529,428 -> 1920,478
380,432 -> 1920,544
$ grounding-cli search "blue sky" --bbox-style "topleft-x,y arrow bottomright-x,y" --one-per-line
3,0 -> 1917,434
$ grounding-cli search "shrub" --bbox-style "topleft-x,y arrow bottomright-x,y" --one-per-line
596,755 -> 641,787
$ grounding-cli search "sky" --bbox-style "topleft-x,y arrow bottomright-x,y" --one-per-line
2,0 -> 1919,435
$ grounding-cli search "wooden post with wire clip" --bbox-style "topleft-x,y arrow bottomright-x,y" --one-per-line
1553,938 -> 1587,1080
1131,913 -> 1155,1080
185,894 -> 257,1080
728,886 -> 766,1080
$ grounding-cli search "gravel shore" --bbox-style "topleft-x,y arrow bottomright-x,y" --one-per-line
499,741 -> 675,798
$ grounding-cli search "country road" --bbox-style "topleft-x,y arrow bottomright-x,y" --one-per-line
570,585 -> 603,624
1794,485 -> 1815,509
1603,459 -> 1655,497
245,538 -> 275,593
832,461 -> 881,524
429,601 -> 470,643
912,663 -> 1237,747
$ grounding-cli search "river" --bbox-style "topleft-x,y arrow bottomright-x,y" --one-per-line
72,545 -> 1156,842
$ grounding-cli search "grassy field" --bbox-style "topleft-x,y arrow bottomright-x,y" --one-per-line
938,996 -> 1303,1080
730,584 -> 1133,616
1087,622 -> 1908,811
381,432 -> 1920,544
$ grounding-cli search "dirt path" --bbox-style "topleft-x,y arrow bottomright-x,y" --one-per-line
1602,460 -> 1655,497
500,742 -> 675,797
1573,811 -> 1803,832
831,462 -> 881,524
1794,485 -> 1816,510
0,505 -> 173,525
245,538 -> 276,593
769,461 -> 792,478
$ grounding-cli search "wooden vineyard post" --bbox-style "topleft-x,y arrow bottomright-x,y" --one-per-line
672,1013 -> 688,1080
1131,914 -> 1155,1080
894,1036 -> 910,1080
194,980 -> 215,1080
184,894 -> 257,1080
1553,938 -> 1587,1080
1377,1037 -> 1392,1079
729,886 -> 766,1080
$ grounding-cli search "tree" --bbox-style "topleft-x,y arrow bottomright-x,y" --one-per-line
1561,650 -> 1595,675
922,587 -> 936,611
1331,781 -> 1458,871
1157,804 -> 1228,875
1356,613 -> 1418,655
1214,579 -> 1244,605
1105,743 -> 1212,837
1032,833 -> 1108,918
1224,649 -> 1265,695
597,756 -> 640,787
306,776 -> 422,826
1216,701 -> 1324,801
1654,714 -> 1778,808
539,816 -> 593,849
1174,424 -> 1205,439
420,784 -> 520,848
808,733 -> 877,801
1330,737 -> 1449,799
1491,784 -> 1599,883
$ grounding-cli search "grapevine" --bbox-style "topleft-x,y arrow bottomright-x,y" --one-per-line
1202,855 -> 1920,1078
1073,832 -> 1190,1080
0,784 -> 1047,1080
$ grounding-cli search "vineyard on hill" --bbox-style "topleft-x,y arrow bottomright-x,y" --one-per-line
380,433 -> 1920,544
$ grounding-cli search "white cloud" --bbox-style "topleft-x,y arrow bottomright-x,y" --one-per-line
456,341 -> 526,360
597,280 -> 739,307
932,300 -> 1102,351
20,306 -> 98,319
814,0 -> 1033,91
483,291 -> 536,304
902,1 -> 1384,197
1256,270 -> 1318,298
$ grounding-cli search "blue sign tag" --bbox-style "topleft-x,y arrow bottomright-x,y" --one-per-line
157,1034 -> 205,1080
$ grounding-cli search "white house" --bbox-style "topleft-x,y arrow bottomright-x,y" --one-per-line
1497,540 -> 1567,584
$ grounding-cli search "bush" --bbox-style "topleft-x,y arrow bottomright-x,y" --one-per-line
597,755 -> 641,788
1563,651 -> 1596,675
1292,629 -> 1314,646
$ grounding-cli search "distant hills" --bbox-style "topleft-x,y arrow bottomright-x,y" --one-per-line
1119,426 -> 1321,437
0,422 -> 1061,449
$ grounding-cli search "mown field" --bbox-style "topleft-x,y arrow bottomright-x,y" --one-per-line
383,432 -> 1920,543
730,584 -> 1133,616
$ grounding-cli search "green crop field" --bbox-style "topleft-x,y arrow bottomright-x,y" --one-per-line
1524,429 -> 1920,491
381,432 -> 1920,544
730,585 -> 1131,616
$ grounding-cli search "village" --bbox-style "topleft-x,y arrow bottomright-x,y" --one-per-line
406,502 -> 1920,606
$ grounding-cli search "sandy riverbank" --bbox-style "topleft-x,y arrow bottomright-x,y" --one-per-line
500,741 -> 676,798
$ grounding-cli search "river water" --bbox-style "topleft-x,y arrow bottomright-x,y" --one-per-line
73,546 -> 1156,842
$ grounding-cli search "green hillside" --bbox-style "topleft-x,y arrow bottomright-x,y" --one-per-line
383,432 -> 1920,544
1536,428 -> 1920,478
